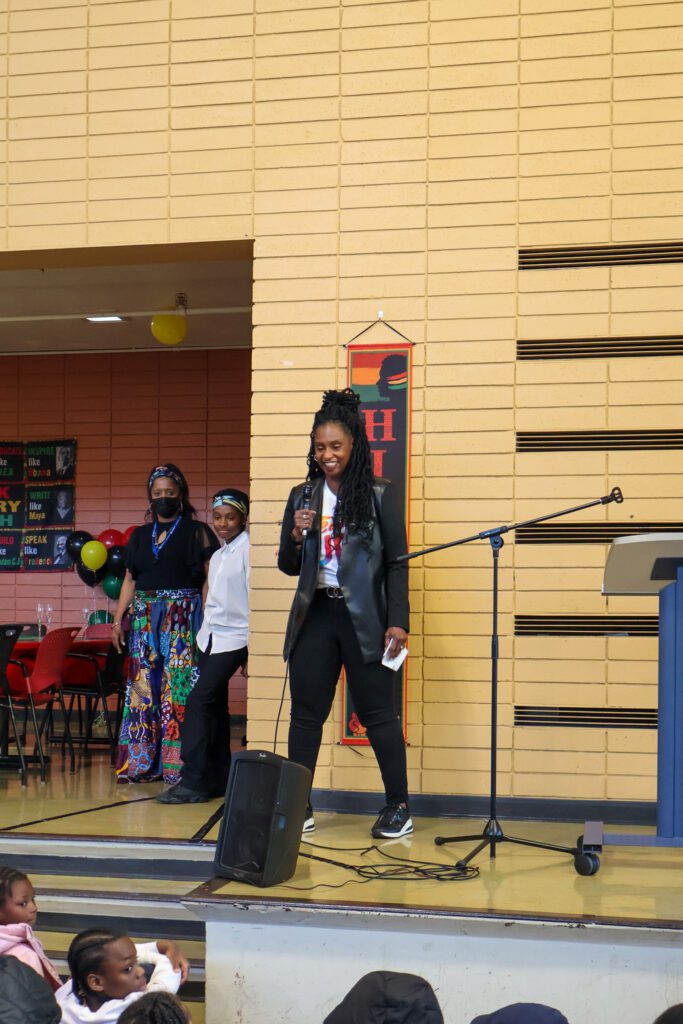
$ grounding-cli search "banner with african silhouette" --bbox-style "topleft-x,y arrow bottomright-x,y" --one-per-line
342,343 -> 412,744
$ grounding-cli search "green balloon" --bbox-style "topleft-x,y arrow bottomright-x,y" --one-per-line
102,574 -> 123,600
88,610 -> 113,625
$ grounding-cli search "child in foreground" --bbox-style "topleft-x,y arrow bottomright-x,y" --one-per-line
0,866 -> 61,991
118,992 -> 191,1024
57,927 -> 187,1024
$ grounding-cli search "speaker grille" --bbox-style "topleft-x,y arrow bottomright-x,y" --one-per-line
517,335 -> 683,360
216,759 -> 279,875
515,614 -> 658,636
519,241 -> 683,270
516,521 -> 683,544
515,706 -> 657,729
516,430 -> 683,452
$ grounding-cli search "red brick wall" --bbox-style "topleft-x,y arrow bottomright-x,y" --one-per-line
0,347 -> 251,709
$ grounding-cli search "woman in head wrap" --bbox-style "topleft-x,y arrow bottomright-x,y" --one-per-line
157,488 -> 250,804
112,464 -> 219,785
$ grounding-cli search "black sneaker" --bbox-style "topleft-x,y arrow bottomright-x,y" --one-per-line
302,803 -> 315,834
371,803 -> 413,839
155,784 -> 210,804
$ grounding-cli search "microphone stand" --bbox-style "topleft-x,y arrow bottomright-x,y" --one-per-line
399,487 -> 624,870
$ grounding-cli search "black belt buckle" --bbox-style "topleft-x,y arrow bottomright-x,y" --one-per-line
325,586 -> 344,599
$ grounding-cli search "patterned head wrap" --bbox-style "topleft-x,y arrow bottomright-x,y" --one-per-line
147,463 -> 187,496
212,488 -> 249,516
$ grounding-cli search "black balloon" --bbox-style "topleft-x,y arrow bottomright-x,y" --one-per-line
76,561 -> 106,588
66,530 -> 93,562
106,544 -> 126,578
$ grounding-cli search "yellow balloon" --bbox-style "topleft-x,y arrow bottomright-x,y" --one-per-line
151,312 -> 187,347
81,540 -> 107,571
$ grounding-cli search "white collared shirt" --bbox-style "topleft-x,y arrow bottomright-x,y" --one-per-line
197,529 -> 250,654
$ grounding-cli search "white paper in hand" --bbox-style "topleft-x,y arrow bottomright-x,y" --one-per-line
382,642 -> 408,671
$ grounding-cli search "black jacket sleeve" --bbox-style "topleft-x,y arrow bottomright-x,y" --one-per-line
377,481 -> 410,633
278,486 -> 304,577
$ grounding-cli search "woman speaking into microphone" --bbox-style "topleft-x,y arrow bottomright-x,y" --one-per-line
278,388 -> 412,839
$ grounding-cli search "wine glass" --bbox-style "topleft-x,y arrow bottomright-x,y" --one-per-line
36,603 -> 43,638
45,604 -> 53,630
82,606 -> 90,631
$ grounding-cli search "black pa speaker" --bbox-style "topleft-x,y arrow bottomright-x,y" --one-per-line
213,749 -> 312,887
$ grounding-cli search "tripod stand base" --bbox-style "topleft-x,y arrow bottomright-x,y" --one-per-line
435,818 -> 581,872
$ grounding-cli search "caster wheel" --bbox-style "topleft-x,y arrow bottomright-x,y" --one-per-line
574,852 -> 600,876
576,834 -> 584,852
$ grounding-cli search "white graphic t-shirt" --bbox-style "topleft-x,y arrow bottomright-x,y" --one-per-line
319,482 -> 342,587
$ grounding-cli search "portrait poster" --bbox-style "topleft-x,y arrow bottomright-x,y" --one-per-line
341,342 -> 412,744
0,441 -> 77,571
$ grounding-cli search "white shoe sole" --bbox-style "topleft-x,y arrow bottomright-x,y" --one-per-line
302,816 -> 315,834
372,817 -> 413,839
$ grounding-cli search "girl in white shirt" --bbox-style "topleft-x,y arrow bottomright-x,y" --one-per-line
157,488 -> 250,805
57,928 -> 185,1024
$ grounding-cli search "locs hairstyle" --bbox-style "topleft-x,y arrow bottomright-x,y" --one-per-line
306,388 -> 375,539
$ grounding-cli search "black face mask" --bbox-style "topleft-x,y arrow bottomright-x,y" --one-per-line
150,496 -> 181,519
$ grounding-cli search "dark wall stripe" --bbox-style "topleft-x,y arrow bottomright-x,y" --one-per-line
515,706 -> 657,729
516,522 -> 683,544
519,241 -> 683,270
515,615 -> 658,636
517,430 -> 683,451
517,336 -> 683,360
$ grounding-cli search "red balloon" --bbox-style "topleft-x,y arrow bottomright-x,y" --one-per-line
123,525 -> 137,545
98,528 -> 124,550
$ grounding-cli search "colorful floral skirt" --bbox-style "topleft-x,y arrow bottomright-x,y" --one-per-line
115,588 -> 202,785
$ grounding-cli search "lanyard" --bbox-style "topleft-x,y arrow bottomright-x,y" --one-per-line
151,516 -> 182,559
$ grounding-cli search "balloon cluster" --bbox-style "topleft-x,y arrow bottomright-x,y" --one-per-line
66,525 -> 136,598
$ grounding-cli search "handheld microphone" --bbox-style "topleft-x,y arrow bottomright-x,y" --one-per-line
601,486 -> 624,505
301,484 -> 312,537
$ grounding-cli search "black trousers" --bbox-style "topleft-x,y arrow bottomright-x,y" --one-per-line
288,590 -> 408,806
179,642 -> 248,795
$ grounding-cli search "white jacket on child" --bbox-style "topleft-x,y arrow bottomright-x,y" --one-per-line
56,942 -> 181,1024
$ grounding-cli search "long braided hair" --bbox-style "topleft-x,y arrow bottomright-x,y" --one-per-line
0,866 -> 28,913
306,388 -> 375,540
67,927 -> 124,1004
119,992 -> 190,1024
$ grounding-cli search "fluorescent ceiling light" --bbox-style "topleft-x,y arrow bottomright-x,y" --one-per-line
84,315 -> 130,323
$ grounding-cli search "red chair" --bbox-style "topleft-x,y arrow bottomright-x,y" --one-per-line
0,624 -> 28,784
7,626 -> 80,783
61,624 -> 125,764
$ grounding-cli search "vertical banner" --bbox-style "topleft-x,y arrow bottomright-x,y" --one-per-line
342,342 -> 412,744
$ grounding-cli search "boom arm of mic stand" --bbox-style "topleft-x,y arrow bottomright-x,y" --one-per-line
397,487 -> 624,562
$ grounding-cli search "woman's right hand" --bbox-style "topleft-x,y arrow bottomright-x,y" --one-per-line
112,622 -> 126,653
292,508 -> 317,544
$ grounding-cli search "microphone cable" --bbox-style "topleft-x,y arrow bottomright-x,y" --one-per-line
287,840 -> 479,890
273,494 -> 310,753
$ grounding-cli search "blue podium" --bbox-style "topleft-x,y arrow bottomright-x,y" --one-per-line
582,534 -> 683,862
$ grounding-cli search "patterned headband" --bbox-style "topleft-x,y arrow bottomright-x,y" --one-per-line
148,465 -> 184,492
213,494 -> 248,516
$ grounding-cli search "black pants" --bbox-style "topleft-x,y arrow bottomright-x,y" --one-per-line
179,642 -> 248,795
288,590 -> 408,806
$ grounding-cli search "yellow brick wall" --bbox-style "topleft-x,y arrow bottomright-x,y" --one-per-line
4,0 -> 683,803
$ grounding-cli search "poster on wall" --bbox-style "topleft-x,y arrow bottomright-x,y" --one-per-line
0,441 -> 77,571
341,342 -> 412,745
